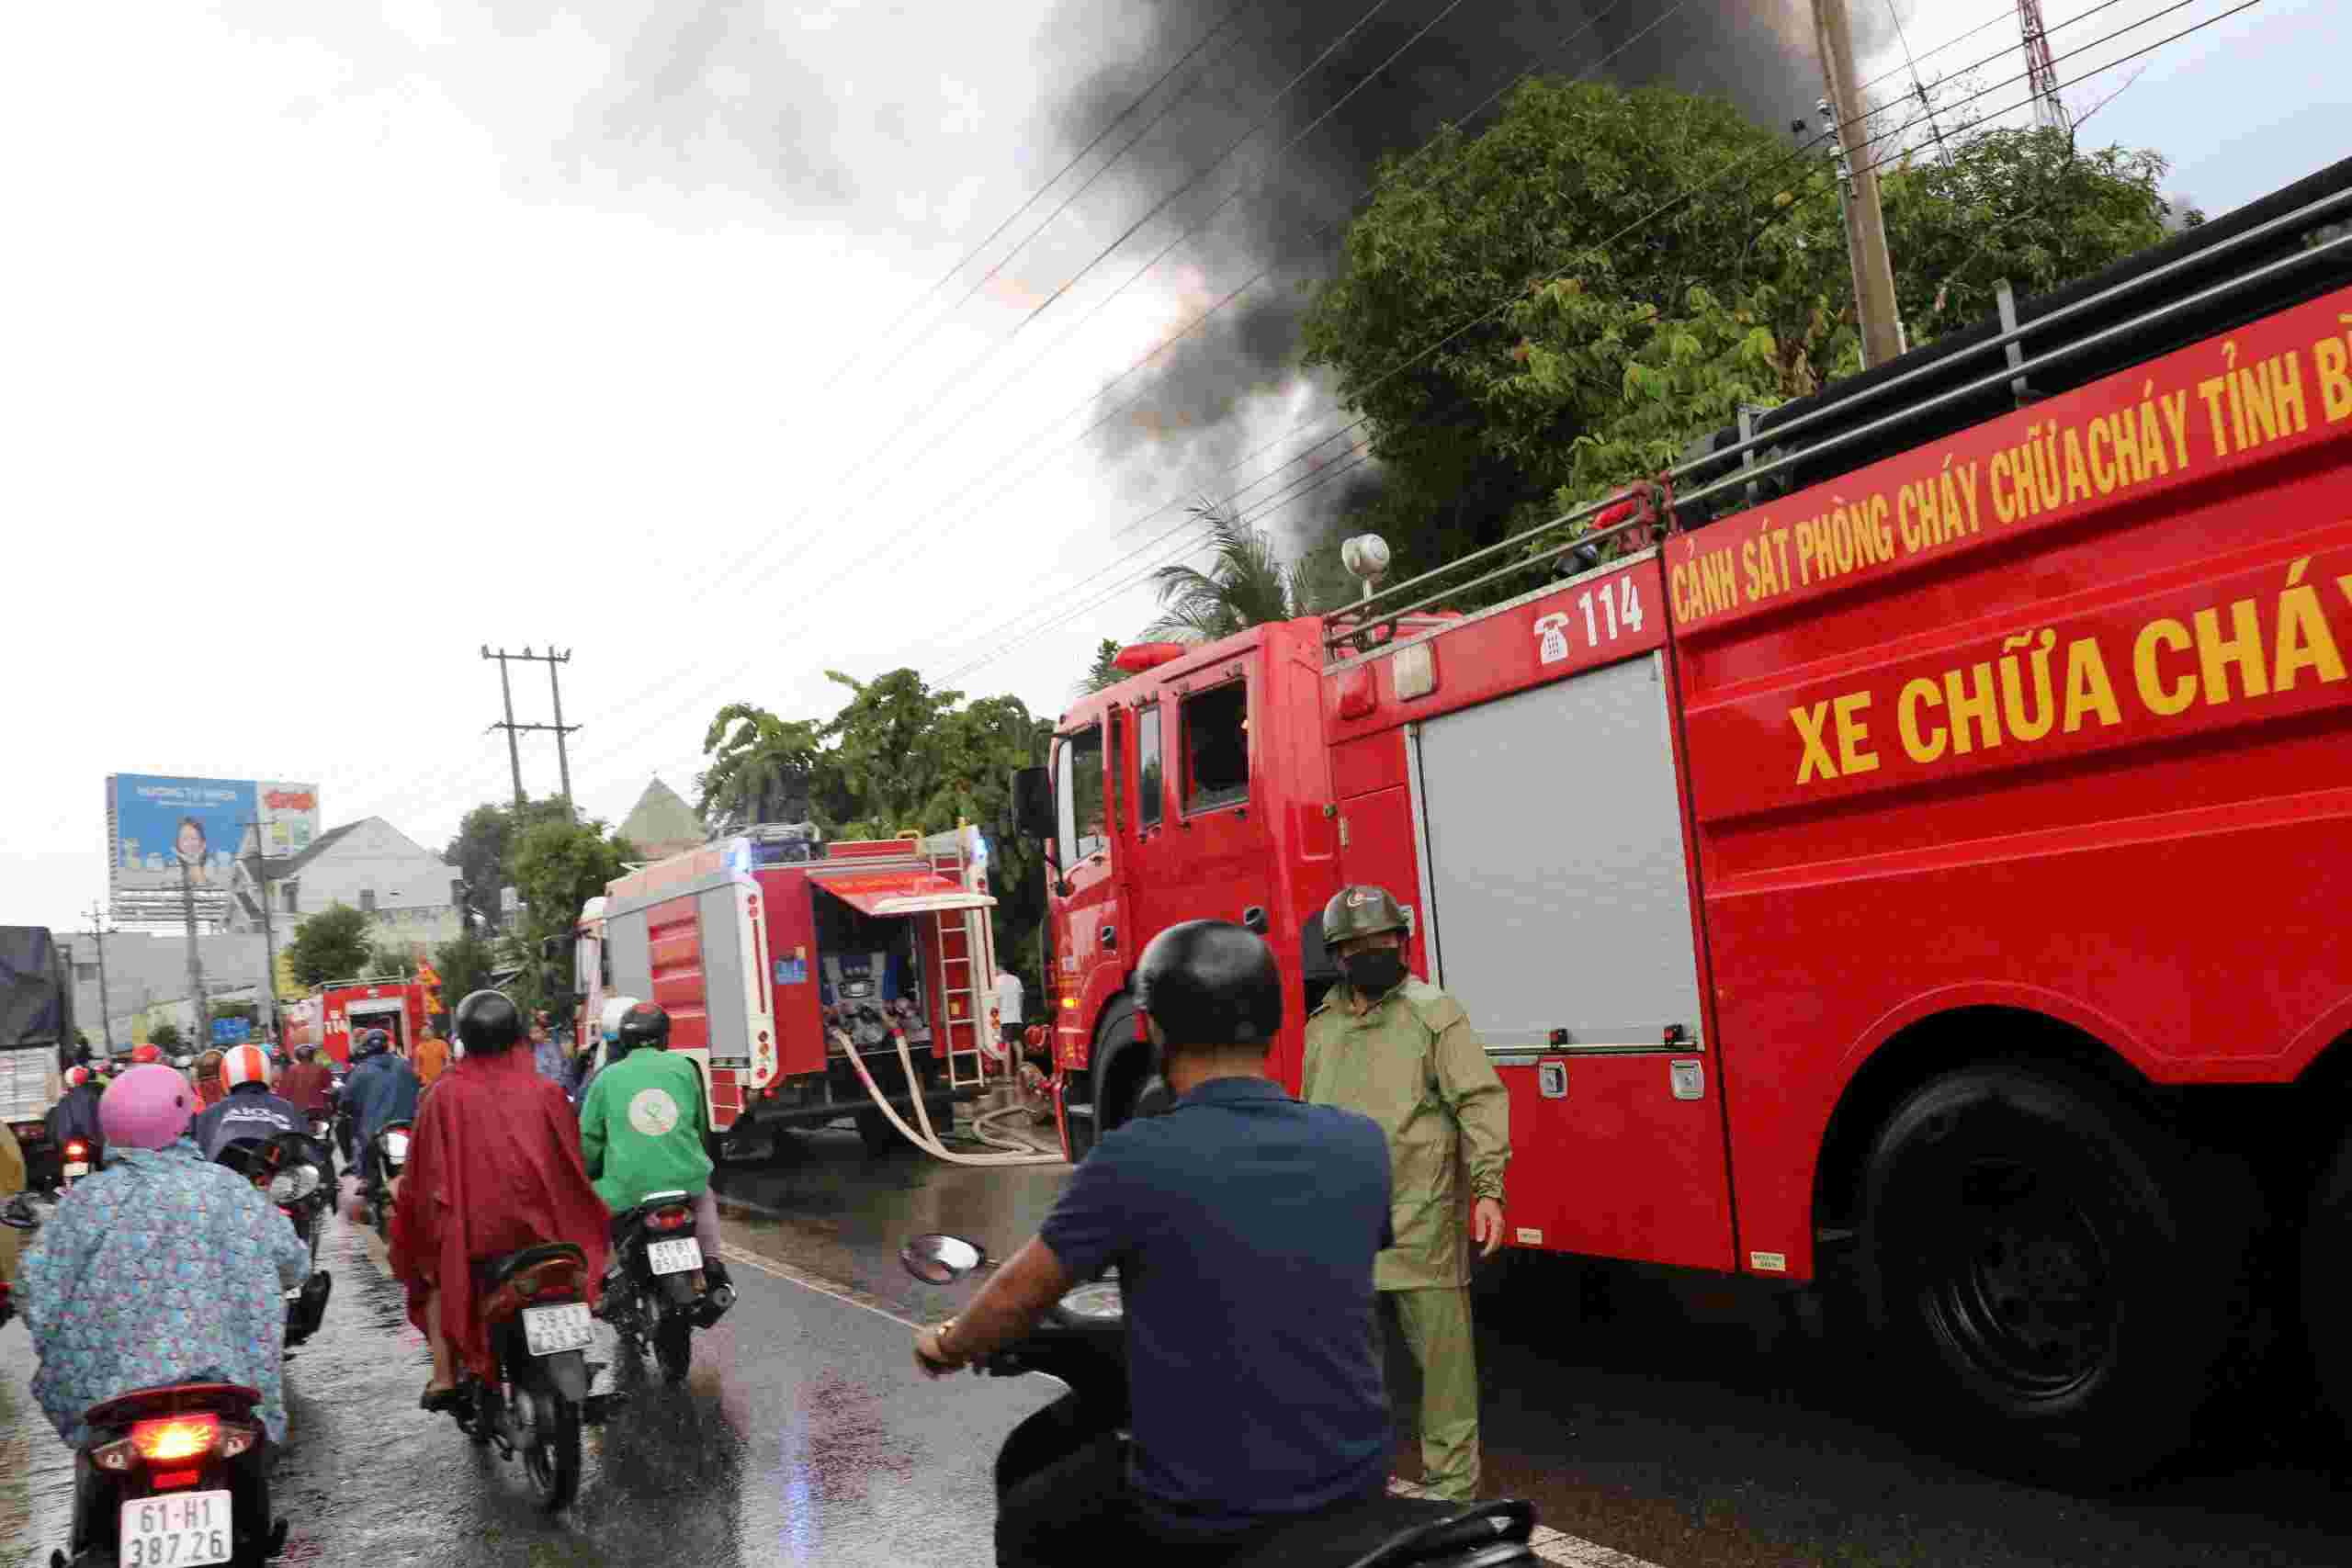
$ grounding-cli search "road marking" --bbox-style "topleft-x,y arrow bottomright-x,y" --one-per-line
717,1241 -> 925,1329
1386,1480 -> 1665,1568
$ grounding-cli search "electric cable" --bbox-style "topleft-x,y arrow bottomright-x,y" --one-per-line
363,0 -> 2246,837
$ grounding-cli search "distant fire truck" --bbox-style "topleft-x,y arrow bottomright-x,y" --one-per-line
282,977 -> 430,1067
561,823 -> 1001,1159
1017,159 -> 2352,1477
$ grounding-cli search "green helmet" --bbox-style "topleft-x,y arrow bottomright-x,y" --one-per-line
1320,885 -> 1409,949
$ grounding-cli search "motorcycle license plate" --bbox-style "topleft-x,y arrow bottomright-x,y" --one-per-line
63,1162 -> 88,1179
120,1487 -> 232,1567
522,1303 -> 594,1356
646,1237 -> 703,1276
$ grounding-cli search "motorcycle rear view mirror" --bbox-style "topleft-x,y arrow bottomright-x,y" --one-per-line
900,1234 -> 987,1285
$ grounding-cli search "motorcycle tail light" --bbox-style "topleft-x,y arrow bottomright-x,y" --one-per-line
130,1416 -> 219,1461
650,1208 -> 692,1231
150,1468 -> 202,1491
64,1140 -> 88,1159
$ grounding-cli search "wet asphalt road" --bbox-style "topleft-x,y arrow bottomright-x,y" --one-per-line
6,1114 -> 2351,1568
0,1155 -> 1057,1568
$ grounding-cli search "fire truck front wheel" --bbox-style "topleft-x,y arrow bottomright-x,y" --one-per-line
1859,1063 -> 2248,1485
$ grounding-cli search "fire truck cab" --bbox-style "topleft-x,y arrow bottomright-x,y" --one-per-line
1023,156 -> 2352,1480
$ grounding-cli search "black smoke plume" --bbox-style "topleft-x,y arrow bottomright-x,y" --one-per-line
1047,1 -> 1900,538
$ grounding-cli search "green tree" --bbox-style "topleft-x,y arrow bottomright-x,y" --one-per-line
149,1021 -> 182,1052
507,815 -> 638,1015
1301,81 -> 2185,593
692,676 -> 1055,1007
1076,638 -> 1126,698
433,928 -> 500,1016
442,799 -> 571,929
1143,498 -> 1317,641
368,942 -> 419,980
285,904 -> 377,987
696,705 -> 823,832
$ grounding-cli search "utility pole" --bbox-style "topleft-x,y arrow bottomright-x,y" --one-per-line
179,856 -> 207,1037
2016,0 -> 2071,135
545,649 -> 575,815
239,818 -> 281,1044
84,900 -> 113,1052
1810,0 -> 1905,370
482,646 -> 582,816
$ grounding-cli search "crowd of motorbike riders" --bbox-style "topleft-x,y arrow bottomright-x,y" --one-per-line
0,884 -> 1529,1568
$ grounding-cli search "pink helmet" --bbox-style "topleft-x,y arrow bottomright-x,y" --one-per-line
100,1065 -> 197,1151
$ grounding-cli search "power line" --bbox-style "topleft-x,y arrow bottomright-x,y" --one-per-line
920,0 -> 2271,685
366,0 -> 2254,836
795,0 -> 1258,423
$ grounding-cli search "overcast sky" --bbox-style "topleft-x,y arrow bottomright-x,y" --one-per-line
5,0 -> 2341,937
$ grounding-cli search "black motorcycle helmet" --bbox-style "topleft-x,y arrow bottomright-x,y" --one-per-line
454,989 -> 524,1055
355,1028 -> 390,1059
1134,919 -> 1283,1051
616,1001 -> 671,1057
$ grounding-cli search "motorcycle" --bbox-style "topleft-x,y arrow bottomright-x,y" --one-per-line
365,1120 -> 413,1243
214,1132 -> 334,1346
437,1241 -> 595,1511
901,1234 -> 1542,1568
599,1190 -> 735,1383
4,1199 -> 288,1568
58,1137 -> 94,1193
51,1382 -> 288,1568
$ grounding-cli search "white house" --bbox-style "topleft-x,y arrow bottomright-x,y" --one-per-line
223,816 -> 464,952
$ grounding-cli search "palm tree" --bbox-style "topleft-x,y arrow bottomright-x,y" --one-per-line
1142,498 -> 1315,642
1074,639 -> 1127,699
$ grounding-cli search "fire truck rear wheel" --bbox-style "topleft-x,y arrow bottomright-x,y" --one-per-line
1859,1063 -> 2240,1485
2300,1123 -> 2352,1445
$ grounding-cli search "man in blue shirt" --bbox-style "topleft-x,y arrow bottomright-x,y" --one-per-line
913,920 -> 1393,1564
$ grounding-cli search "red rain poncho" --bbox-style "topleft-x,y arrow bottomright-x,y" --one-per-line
388,1047 -> 608,1378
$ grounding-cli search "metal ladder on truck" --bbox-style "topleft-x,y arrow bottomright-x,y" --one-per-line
922,826 -> 997,1095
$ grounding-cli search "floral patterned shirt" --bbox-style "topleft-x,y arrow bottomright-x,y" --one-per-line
17,1138 -> 310,1446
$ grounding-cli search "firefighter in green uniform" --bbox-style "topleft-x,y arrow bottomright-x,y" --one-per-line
1302,885 -> 1510,1502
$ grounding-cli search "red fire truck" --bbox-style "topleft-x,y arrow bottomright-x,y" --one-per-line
562,823 -> 1001,1159
1018,159 -> 2352,1477
282,977 -> 431,1067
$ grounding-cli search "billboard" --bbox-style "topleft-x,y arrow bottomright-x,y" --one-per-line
107,775 -> 322,894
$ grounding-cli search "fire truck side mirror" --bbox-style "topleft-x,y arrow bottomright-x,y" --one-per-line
1012,766 -> 1056,841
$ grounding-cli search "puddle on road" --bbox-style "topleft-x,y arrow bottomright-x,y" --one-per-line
715,1124 -> 1069,1320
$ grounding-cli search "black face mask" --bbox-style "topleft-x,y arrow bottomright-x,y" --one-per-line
1341,950 -> 1407,997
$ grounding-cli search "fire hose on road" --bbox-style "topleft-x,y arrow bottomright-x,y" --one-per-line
836,1027 -> 1064,1168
